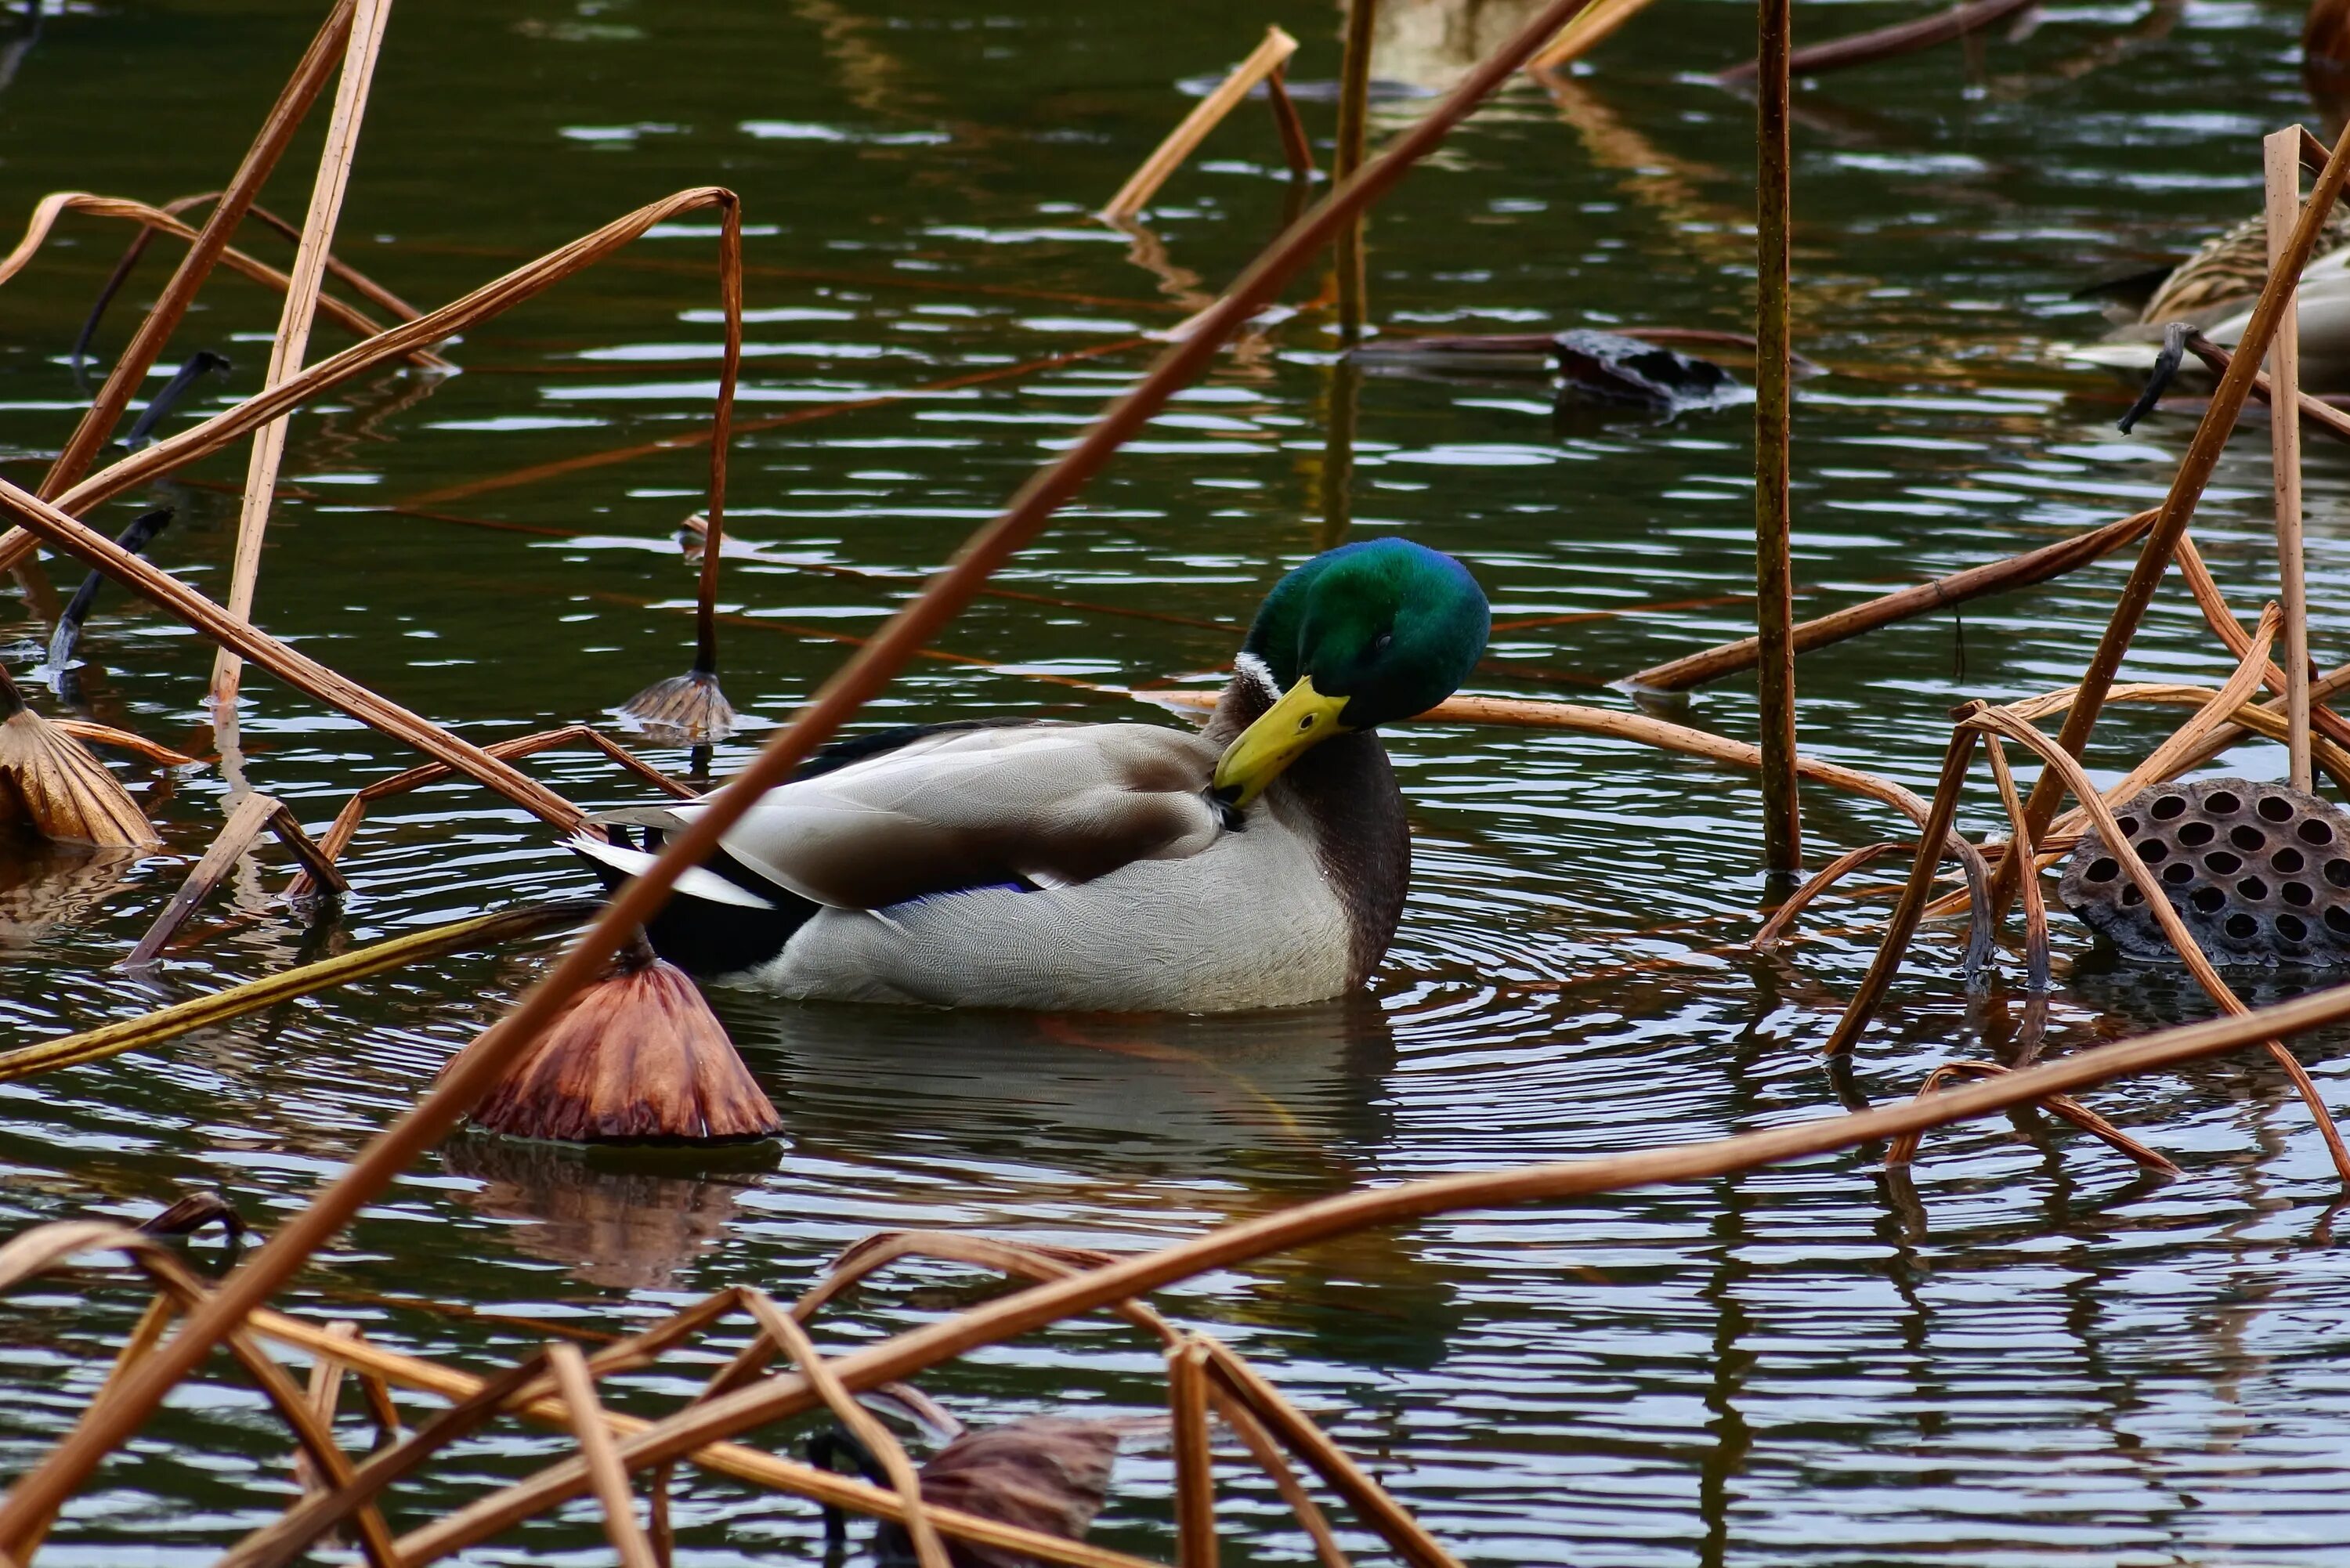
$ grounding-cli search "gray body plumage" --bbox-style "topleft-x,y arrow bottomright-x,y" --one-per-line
570,669 -> 1408,1013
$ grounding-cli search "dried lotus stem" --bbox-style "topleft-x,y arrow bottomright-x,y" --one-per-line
291,1321 -> 360,1500
1265,66 -> 1314,177
212,0 -> 398,710
2007,118 -> 2350,912
2266,126 -> 2315,790
0,902 -> 591,1086
1751,841 -> 1905,952
1882,1060 -> 2178,1174
620,198 -> 739,742
1202,1343 -> 1462,1568
1822,724 -> 1981,1060
0,477 -> 585,832
1982,737 -> 2050,992
1170,1340 -> 1218,1568
39,0 -> 356,498
1333,0 -> 1372,342
1101,27 -> 1300,221
1629,508 -> 2157,692
1962,700 -> 2350,1183
2171,534 -> 2350,750
1754,0 -> 1800,876
547,1346 -> 660,1568
120,791 -> 345,966
0,193 -> 440,370
743,1295 -> 950,1568
120,793 -> 277,969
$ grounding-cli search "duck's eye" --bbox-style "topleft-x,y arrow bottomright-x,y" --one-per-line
1372,631 -> 1394,653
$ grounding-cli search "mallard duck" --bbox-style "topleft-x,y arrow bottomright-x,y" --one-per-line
2062,207 -> 2350,389
569,538 -> 1490,1013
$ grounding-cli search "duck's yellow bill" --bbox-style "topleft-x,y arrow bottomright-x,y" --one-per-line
1212,676 -> 1351,807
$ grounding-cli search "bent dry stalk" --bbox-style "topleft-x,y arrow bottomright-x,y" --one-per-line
212,0 -> 397,709
36,0 -> 356,502
1754,0 -> 1800,875
2004,117 -> 2350,914
384,981 -> 2350,1566
0,0 -> 1626,1536
1628,508 -> 2157,692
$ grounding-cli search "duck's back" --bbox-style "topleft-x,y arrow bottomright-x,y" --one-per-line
751,726 -> 1408,1013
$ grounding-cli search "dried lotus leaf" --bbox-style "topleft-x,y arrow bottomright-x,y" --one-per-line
0,669 -> 157,847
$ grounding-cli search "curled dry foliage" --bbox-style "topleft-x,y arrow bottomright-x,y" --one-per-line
0,664 -> 156,847
12,985 -> 2350,1565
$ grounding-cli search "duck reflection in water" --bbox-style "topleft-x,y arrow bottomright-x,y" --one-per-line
718,991 -> 1466,1371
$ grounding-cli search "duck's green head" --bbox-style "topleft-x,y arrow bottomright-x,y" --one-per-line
1213,539 -> 1489,807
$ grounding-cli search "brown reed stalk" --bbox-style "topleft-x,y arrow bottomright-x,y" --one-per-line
0,903 -> 589,1084
1755,0 -> 1800,876
0,192 -> 443,363
0,2 -> 1623,1538
227,194 -> 433,323
212,0 -> 396,710
0,477 -> 584,831
1200,1344 -> 1465,1568
168,974 -> 2350,1567
2169,533 -> 2348,753
1717,0 -> 2037,81
746,1295 -> 950,1568
292,1321 -> 360,1499
1981,737 -> 2050,991
288,725 -> 690,898
400,331 -> 1148,508
1101,27 -> 1300,221
2266,126 -> 2315,791
1171,1339 -> 1217,1568
2048,605 -> 2283,815
1821,725 -> 1980,1058
547,1345 -> 660,1568
1266,65 -> 1315,177
1333,1 -> 1375,344
223,1301 -> 1158,1568
10,1293 -> 176,1559
2180,331 -> 2350,445
0,1227 -> 401,1568
806,1232 -> 1361,1568
52,721 -> 201,768
1751,841 -> 1904,951
2003,117 -> 2350,913
1963,700 -> 2350,1181
1527,0 -> 1661,71
619,198 -> 743,739
38,0 -> 356,500
120,793 -> 277,968
1628,508 -> 2156,692
1210,1386 -> 1353,1568
1882,1061 -> 2179,1173
4,186 -> 746,559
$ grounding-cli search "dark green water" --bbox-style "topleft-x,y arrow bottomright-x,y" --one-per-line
3,0 -> 2350,1561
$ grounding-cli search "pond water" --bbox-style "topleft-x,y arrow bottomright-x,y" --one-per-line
3,0 -> 2350,1562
